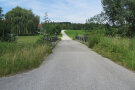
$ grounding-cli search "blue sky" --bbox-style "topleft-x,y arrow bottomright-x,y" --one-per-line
0,0 -> 103,23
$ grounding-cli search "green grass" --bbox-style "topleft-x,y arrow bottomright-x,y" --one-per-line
88,32 -> 135,71
0,35 -> 51,76
0,35 -> 43,55
65,30 -> 86,39
17,35 -> 43,44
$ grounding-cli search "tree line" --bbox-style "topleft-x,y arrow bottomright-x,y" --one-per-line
41,12 -> 88,35
41,21 -> 88,35
0,6 -> 40,41
86,0 -> 135,37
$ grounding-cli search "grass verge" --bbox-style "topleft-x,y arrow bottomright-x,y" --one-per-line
0,35 -> 51,77
89,34 -> 135,71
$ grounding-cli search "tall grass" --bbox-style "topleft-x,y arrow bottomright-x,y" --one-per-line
88,32 -> 135,70
0,35 -> 51,76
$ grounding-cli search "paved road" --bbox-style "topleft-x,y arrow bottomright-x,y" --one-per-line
0,30 -> 135,90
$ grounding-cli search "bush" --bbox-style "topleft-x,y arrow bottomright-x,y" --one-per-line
42,23 -> 61,35
118,25 -> 129,37
88,31 -> 103,48
105,27 -> 119,36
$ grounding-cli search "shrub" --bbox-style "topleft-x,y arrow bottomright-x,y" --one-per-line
42,23 -> 62,35
105,27 -> 119,36
88,32 -> 103,48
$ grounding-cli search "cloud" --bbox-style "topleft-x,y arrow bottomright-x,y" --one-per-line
0,0 -> 103,23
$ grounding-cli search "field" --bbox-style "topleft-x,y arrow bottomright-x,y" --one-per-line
65,30 -> 135,71
0,35 -> 51,76
65,30 -> 86,39
17,35 -> 43,44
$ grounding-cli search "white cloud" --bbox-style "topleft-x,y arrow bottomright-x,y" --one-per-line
0,0 -> 103,23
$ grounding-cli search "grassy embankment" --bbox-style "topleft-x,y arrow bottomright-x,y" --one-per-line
0,35 -> 51,76
65,30 -> 135,71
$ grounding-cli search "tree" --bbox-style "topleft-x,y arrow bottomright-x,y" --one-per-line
0,7 -> 4,20
102,0 -> 126,26
86,12 -> 108,31
0,7 -> 4,40
0,7 -> 11,41
42,12 -> 62,35
86,12 -> 108,24
42,23 -> 62,35
102,0 -> 135,36
5,6 -> 40,35
44,12 -> 51,23
125,0 -> 135,36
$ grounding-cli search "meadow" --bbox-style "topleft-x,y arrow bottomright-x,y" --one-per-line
65,30 -> 86,39
0,35 -> 51,76
65,30 -> 135,71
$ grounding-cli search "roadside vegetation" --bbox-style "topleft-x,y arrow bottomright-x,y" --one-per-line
0,35 -> 51,76
0,7 -> 53,77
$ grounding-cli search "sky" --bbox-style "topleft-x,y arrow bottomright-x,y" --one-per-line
0,0 -> 103,23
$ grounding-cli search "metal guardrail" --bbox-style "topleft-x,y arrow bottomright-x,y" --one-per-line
75,36 -> 88,42
43,35 -> 59,47
43,36 -> 58,42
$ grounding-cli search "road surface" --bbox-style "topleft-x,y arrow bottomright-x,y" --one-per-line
0,30 -> 135,90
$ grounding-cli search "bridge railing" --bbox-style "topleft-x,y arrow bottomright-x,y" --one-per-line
75,35 -> 88,43
43,36 -> 58,42
43,35 -> 59,47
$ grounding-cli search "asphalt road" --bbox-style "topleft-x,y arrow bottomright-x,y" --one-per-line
0,30 -> 135,90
